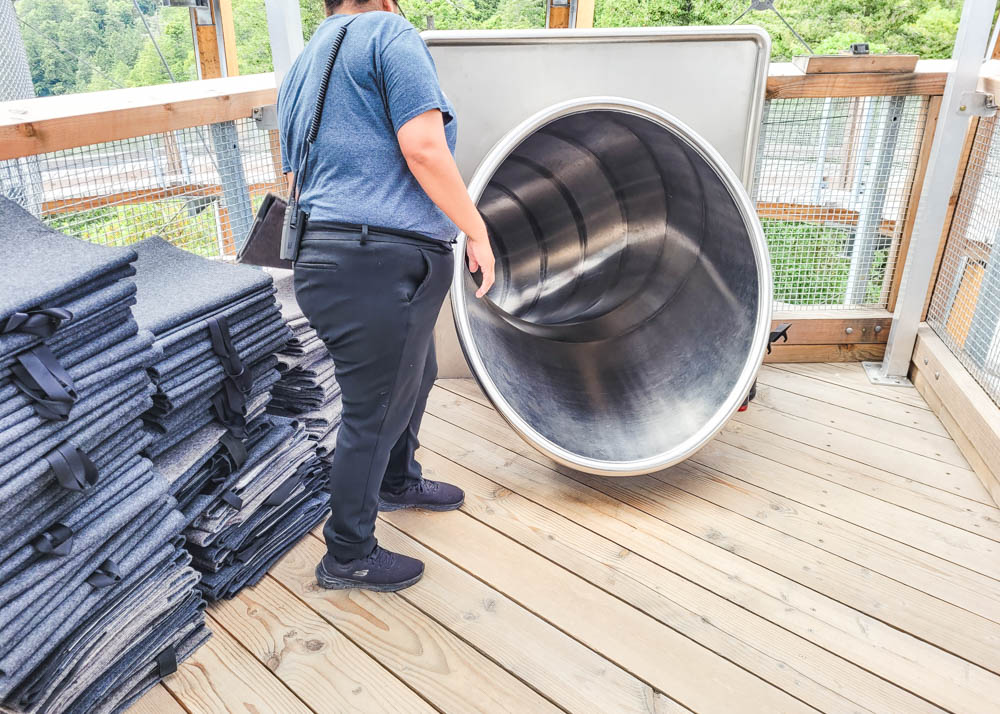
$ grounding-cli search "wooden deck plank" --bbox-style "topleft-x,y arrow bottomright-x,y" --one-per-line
750,382 -> 967,466
366,521 -> 678,714
756,366 -> 947,436
773,362 -> 930,410
162,622 -> 312,713
128,684 -> 185,714
270,534 -> 565,713
686,439 -> 1000,582
732,405 -> 991,502
380,508 -> 812,714
422,391 -> 1000,694
413,446 -> 941,714
715,419 -> 1000,542
209,575 -> 435,713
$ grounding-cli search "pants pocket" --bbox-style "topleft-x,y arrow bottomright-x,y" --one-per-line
405,250 -> 434,304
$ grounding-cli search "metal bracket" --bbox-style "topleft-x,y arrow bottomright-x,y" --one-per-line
253,105 -> 279,130
958,90 -> 998,117
863,361 -> 913,387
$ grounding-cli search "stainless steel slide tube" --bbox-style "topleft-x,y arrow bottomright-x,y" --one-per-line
452,98 -> 772,476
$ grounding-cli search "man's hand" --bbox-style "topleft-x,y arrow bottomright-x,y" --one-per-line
466,234 -> 495,299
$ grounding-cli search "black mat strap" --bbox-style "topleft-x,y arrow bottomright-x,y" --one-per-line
45,441 -> 99,492
211,390 -> 248,439
264,472 -> 302,507
32,523 -> 74,556
86,558 -> 122,588
156,646 -> 178,678
11,345 -> 78,420
207,315 -> 253,392
220,490 -> 243,510
218,430 -> 248,471
3,307 -> 73,337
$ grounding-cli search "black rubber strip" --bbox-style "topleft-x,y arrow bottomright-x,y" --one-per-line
2,307 -> 73,337
45,441 -> 99,492
32,523 -> 74,556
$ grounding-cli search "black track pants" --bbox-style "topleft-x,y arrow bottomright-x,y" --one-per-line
293,228 -> 454,561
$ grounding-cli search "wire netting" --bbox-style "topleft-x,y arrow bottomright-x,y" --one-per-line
0,118 -> 284,259
927,115 -> 1000,405
0,0 -> 34,102
754,95 -> 929,310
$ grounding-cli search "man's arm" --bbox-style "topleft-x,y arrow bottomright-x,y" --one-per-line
397,109 -> 495,298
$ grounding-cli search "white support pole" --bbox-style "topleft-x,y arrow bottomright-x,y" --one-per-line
264,0 -> 305,87
871,0 -> 997,380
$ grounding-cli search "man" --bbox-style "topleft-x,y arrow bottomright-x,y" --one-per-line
278,0 -> 495,591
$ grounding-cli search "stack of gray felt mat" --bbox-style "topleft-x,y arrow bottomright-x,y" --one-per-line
133,240 -> 329,601
267,270 -> 343,461
0,199 -> 208,713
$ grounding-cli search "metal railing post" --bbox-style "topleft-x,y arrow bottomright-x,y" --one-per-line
869,0 -> 997,381
264,0 -> 305,87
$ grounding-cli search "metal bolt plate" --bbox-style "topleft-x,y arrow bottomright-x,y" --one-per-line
957,90 -> 998,117
863,361 -> 914,387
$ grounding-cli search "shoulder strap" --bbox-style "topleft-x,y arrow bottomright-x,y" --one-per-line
291,17 -> 357,203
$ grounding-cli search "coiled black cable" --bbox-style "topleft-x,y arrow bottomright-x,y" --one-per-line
307,26 -> 348,144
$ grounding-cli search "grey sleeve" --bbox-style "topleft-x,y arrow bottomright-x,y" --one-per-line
380,28 -> 453,133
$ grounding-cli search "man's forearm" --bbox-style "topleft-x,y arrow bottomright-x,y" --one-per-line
404,147 -> 487,242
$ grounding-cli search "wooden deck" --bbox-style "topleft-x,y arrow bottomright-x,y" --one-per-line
131,363 -> 1000,714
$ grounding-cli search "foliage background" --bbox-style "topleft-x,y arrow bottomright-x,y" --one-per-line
13,0 -> 966,96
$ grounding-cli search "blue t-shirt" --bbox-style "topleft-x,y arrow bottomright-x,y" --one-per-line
278,12 -> 458,242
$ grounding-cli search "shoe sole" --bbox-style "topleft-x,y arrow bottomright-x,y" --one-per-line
377,497 -> 465,513
314,563 -> 423,592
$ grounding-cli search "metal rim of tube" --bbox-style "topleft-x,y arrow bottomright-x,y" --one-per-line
452,96 -> 774,476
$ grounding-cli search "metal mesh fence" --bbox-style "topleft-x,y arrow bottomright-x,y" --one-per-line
754,95 -> 929,310
0,0 -> 34,102
0,118 -> 284,259
927,115 -> 1000,405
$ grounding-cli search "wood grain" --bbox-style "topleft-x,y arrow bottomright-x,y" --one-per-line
380,507 -> 811,714
210,576 -> 434,713
0,74 -> 276,160
162,622 -> 311,714
792,54 -> 919,74
269,535 -> 562,713
370,520 -> 676,714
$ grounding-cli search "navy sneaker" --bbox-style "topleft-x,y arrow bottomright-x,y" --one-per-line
315,545 -> 424,592
378,478 -> 465,512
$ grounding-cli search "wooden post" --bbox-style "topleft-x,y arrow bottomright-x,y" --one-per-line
575,0 -> 594,28
547,0 -> 571,28
191,0 -> 239,80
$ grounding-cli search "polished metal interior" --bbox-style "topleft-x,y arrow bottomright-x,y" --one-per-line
453,99 -> 771,475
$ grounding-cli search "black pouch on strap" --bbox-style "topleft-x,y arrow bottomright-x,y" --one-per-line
32,523 -> 74,556
3,307 -> 73,338
156,646 -> 178,678
45,442 -> 99,492
12,345 -> 78,420
86,558 -> 122,588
